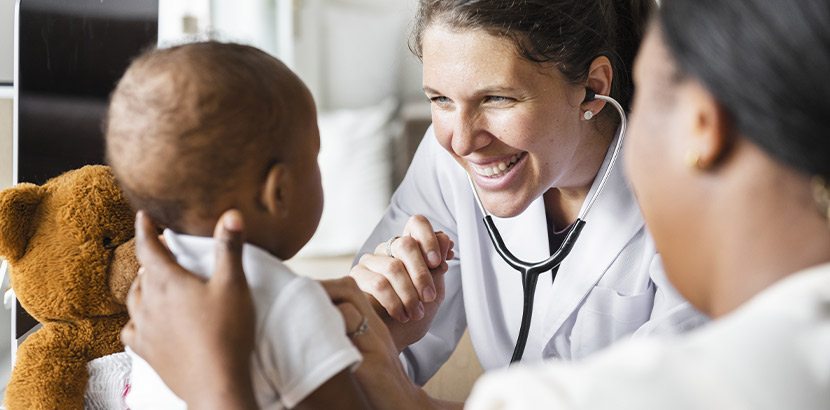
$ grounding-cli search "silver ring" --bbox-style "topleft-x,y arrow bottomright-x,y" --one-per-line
385,236 -> 401,258
348,316 -> 369,338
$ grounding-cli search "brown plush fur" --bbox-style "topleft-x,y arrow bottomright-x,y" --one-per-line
0,165 -> 140,410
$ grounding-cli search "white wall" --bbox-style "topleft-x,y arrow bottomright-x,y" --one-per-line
0,2 -> 14,402
0,0 -> 11,188
290,0 -> 423,110
211,0 -> 277,56
0,96 -> 11,401
0,96 -> 10,190
158,0 -> 425,110
1,4 -> 14,391
0,0 -> 14,83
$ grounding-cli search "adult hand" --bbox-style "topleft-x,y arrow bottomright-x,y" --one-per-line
121,210 -> 259,410
349,215 -> 454,352
323,277 -> 461,410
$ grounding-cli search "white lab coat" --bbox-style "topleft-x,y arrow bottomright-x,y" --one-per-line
357,127 -> 708,385
465,262 -> 830,410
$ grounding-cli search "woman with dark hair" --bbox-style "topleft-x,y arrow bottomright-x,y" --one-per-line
463,0 -> 830,407
122,0 -> 830,408
348,0 -> 703,388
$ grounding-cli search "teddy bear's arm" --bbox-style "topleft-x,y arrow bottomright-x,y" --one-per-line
5,324 -> 93,410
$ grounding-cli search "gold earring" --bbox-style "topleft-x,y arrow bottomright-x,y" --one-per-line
685,150 -> 701,169
811,176 -> 830,227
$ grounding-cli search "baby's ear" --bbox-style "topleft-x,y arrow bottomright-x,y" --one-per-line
0,183 -> 45,262
261,162 -> 287,216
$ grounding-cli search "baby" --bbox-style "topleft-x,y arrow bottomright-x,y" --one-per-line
105,42 -> 367,410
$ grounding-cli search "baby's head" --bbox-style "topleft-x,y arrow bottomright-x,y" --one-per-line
106,41 -> 323,260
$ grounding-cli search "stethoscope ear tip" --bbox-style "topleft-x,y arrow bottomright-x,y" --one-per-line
584,88 -> 596,102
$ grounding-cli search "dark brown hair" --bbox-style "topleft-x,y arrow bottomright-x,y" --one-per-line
659,0 -> 830,178
410,0 -> 655,110
105,41 -> 310,231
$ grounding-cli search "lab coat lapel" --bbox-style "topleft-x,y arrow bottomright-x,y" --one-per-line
541,142 -> 645,343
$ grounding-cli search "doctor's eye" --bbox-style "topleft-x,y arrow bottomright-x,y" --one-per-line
430,96 -> 453,107
484,96 -> 513,105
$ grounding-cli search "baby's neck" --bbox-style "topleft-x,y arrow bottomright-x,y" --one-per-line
175,214 -> 292,261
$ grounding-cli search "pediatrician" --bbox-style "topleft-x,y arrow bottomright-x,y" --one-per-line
347,0 -> 706,391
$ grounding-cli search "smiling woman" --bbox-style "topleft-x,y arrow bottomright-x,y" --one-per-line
347,0 -> 708,408
464,0 -> 830,407
421,26 -> 610,219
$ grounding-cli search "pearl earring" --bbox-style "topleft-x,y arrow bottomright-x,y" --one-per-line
583,111 -> 594,120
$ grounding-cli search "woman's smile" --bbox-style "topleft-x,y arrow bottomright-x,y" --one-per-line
470,152 -> 527,178
467,152 -> 529,191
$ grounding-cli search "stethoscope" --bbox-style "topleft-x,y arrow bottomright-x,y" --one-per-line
465,89 -> 628,363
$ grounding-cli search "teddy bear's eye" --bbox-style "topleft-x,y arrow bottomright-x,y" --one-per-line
102,237 -> 117,250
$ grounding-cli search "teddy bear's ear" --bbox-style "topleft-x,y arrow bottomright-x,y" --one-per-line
0,183 -> 45,262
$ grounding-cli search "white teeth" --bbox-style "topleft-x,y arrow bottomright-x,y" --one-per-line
472,153 -> 523,178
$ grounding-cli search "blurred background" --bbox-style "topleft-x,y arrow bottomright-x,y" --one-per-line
159,0 -> 431,260
0,0 -> 481,403
157,0 -> 432,260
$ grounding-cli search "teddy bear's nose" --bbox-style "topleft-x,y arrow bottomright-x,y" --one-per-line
108,237 -> 139,305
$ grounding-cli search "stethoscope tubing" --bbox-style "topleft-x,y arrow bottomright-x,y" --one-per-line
481,215 -> 587,362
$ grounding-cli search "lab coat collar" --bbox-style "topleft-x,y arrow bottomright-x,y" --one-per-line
539,134 -> 645,342
485,133 -> 645,358
537,137 -> 644,340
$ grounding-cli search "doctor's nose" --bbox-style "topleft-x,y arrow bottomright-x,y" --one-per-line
449,107 -> 491,157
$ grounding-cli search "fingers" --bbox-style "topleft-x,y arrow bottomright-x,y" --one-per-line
337,302 -> 364,333
403,215 -> 442,268
352,215 -> 456,324
326,278 -> 393,356
211,210 -> 248,289
122,267 -> 142,350
372,233 -> 436,306
134,211 -> 177,275
350,256 -> 418,323
390,235 -> 437,304
435,233 -> 454,262
428,261 -> 448,306
122,271 -> 142,348
126,267 -> 143,312
120,320 -> 136,348
324,277 -> 377,317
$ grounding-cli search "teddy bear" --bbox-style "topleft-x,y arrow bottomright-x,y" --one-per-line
0,165 -> 140,410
